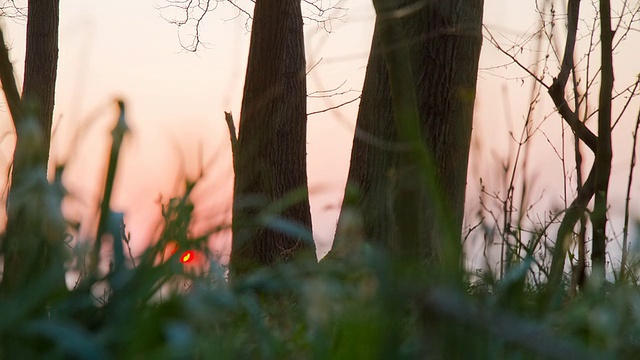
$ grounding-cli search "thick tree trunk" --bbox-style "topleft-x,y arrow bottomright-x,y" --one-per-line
22,0 -> 59,155
0,0 -> 63,296
333,0 -> 483,264
230,0 -> 316,276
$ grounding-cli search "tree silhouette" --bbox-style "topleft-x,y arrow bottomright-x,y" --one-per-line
230,0 -> 317,276
332,0 -> 484,271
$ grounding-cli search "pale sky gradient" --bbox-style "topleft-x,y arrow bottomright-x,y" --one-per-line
0,1 -> 638,269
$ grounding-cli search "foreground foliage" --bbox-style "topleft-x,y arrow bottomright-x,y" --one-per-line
1,190 -> 640,359
0,103 -> 637,359
0,112 -> 636,358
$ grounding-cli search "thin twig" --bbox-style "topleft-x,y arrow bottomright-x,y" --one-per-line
620,106 -> 640,281
307,95 -> 360,116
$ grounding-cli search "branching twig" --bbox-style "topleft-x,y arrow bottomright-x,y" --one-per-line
485,23 -> 598,152
0,26 -> 24,125
158,0 -> 347,51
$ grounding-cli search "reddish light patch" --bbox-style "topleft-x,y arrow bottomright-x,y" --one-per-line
180,250 -> 195,264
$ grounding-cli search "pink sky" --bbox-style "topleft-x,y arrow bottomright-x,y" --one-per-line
0,1 -> 639,269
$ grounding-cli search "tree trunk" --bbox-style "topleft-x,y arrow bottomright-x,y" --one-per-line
591,0 -> 613,277
333,0 -> 483,265
230,0 -> 316,276
22,0 -> 60,156
0,0 -> 64,297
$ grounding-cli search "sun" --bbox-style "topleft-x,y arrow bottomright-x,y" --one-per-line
180,250 -> 196,264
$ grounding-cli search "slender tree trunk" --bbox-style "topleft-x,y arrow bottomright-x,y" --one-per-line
333,0 -> 483,265
592,0 -> 613,276
230,0 -> 316,276
22,0 -> 59,156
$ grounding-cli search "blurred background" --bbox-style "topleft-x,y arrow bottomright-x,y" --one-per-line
0,0 -> 637,272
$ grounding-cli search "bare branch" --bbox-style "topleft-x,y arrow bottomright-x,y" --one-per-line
0,0 -> 27,20
158,0 -> 347,52
483,26 -> 550,90
308,95 -> 360,116
612,77 -> 640,129
546,163 -> 596,306
156,0 -> 223,52
0,25 -> 23,125
621,107 -> 640,281
485,23 -> 598,152
550,0 -> 580,94
224,111 -> 237,155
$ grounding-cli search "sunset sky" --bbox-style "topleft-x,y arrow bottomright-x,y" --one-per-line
0,0 -> 638,269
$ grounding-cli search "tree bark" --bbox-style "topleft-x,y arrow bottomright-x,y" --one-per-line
333,0 -> 483,264
230,0 -> 316,276
22,0 -> 60,156
0,0 -> 64,297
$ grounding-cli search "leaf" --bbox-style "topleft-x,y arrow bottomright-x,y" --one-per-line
23,319 -> 108,360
